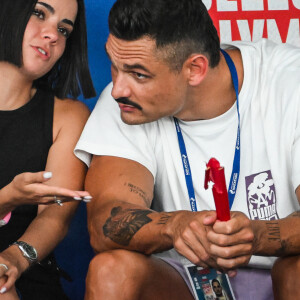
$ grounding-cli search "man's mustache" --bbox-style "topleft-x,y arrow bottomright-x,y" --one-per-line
114,97 -> 142,110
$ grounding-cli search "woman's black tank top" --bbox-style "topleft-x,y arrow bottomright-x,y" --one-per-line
0,89 -> 68,299
0,88 -> 53,249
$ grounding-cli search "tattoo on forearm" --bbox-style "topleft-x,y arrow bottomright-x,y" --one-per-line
103,206 -> 152,246
266,221 -> 280,242
157,213 -> 171,225
266,221 -> 287,255
125,183 -> 151,207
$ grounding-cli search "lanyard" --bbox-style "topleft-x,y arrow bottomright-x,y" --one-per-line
174,49 -> 241,211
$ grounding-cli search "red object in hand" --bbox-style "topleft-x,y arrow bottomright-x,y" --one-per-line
204,158 -> 231,221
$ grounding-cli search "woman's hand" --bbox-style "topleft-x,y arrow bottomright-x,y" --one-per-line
1,171 -> 91,209
0,247 -> 27,295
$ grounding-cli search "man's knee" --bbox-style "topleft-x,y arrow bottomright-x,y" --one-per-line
272,255 -> 300,281
87,250 -> 149,287
272,255 -> 300,299
85,250 -> 153,299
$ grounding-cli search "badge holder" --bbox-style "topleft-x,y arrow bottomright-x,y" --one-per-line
185,265 -> 236,300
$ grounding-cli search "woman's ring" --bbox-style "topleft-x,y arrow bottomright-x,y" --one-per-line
0,264 -> 8,272
53,196 -> 63,206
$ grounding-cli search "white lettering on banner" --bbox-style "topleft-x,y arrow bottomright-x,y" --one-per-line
203,0 -> 300,12
202,0 -> 212,10
206,0 -> 300,48
268,0 -> 289,10
236,20 -> 250,41
217,0 -> 238,12
287,19 -> 300,44
236,19 -> 265,41
219,19 -> 300,47
267,19 -> 285,43
219,20 -> 232,43
242,0 -> 264,11
293,0 -> 300,9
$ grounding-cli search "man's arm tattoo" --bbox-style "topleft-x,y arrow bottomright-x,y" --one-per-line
103,206 -> 152,246
157,213 -> 172,225
125,183 -> 152,207
266,221 -> 287,256
266,221 -> 280,242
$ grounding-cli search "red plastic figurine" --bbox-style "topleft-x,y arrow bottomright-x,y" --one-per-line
204,158 -> 231,221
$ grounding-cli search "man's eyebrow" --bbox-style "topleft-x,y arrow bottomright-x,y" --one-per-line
124,63 -> 152,75
105,45 -> 154,76
37,2 -> 74,27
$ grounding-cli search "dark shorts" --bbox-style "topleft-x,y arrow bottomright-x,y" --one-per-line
160,258 -> 273,300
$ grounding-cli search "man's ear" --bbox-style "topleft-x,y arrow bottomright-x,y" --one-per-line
184,54 -> 209,86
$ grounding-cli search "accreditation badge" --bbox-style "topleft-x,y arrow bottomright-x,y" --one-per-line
184,264 -> 236,300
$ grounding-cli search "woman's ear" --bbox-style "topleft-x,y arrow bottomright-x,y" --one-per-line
184,54 -> 209,86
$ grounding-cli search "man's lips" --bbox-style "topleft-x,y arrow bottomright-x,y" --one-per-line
115,97 -> 142,110
118,103 -> 138,112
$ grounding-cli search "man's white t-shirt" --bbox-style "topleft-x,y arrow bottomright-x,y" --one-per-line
75,39 -> 300,269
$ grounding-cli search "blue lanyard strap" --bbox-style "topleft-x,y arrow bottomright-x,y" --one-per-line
174,119 -> 198,212
175,49 -> 241,211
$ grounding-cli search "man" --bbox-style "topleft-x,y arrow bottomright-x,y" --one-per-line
75,0 -> 300,299
211,279 -> 228,300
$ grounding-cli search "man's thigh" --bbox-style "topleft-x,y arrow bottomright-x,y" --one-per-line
141,255 -> 195,300
272,255 -> 300,300
85,249 -> 194,300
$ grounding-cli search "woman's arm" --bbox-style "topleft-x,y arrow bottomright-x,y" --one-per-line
0,98 -> 90,293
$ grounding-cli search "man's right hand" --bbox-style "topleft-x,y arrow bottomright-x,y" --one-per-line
164,210 -> 220,269
165,210 -> 254,273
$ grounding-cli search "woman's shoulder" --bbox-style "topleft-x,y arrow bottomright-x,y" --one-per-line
53,97 -> 90,142
54,97 -> 90,118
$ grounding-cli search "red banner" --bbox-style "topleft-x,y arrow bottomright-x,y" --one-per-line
206,0 -> 300,46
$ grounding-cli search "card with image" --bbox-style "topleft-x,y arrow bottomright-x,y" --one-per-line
184,265 -> 236,300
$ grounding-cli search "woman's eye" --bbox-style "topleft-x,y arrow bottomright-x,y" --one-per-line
32,9 -> 45,19
58,27 -> 71,38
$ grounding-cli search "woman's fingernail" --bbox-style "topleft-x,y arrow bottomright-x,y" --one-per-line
73,197 -> 82,200
84,196 -> 92,200
83,199 -> 92,203
43,172 -> 52,179
0,287 -> 7,294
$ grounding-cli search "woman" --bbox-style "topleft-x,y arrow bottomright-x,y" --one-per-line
0,0 -> 95,298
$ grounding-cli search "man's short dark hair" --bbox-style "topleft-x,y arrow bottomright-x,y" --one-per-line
108,0 -> 220,71
0,0 -> 95,99
212,279 -> 220,285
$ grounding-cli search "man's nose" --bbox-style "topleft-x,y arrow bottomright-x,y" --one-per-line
111,75 -> 131,100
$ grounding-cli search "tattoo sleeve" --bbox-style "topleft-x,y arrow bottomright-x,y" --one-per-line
103,206 -> 152,246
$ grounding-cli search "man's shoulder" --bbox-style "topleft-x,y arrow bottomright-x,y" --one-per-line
222,39 -> 300,66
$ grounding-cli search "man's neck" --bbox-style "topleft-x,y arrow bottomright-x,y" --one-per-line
177,49 -> 244,121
